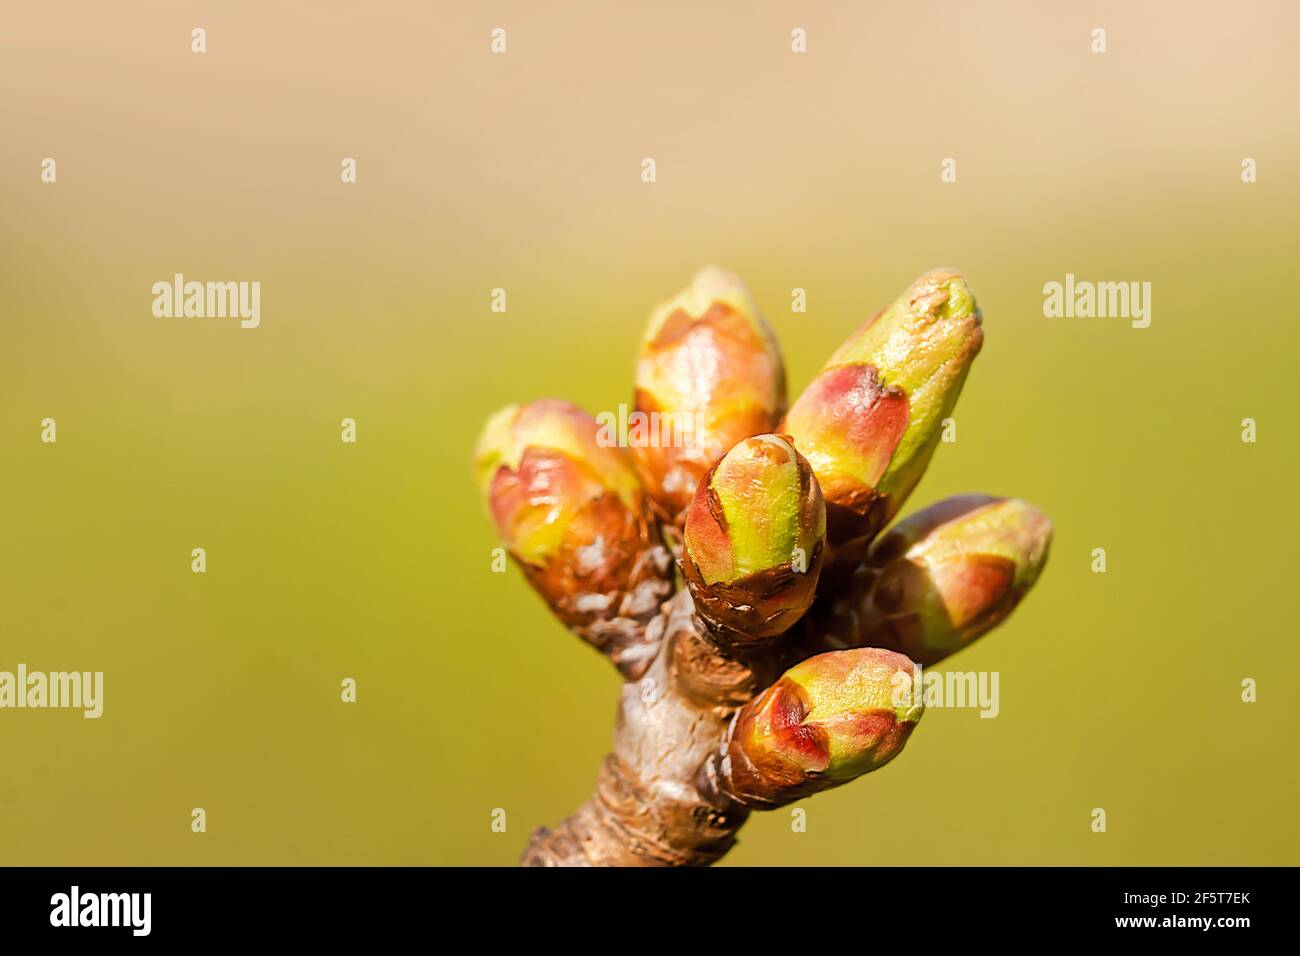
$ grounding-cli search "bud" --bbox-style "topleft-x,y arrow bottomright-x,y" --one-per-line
473,400 -> 671,675
712,647 -> 922,807
632,267 -> 787,524
681,434 -> 825,644
781,269 -> 982,563
817,495 -> 1052,665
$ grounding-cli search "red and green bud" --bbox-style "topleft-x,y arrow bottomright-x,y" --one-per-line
473,400 -> 672,675
712,647 -> 923,807
632,267 -> 787,524
817,495 -> 1052,665
781,269 -> 982,563
681,434 -> 825,645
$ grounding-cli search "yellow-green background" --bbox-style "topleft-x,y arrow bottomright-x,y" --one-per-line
2,1 -> 1296,865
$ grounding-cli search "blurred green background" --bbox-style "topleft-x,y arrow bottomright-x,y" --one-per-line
2,1 -> 1297,865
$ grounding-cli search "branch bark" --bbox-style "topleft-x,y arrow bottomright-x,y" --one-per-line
522,591 -> 761,866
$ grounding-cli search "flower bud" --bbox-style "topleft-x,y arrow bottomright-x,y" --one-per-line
681,434 -> 825,644
632,267 -> 787,523
782,269 -> 982,562
818,495 -> 1052,665
473,400 -> 672,675
713,647 -> 922,807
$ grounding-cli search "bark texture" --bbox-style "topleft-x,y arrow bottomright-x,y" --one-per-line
522,591 -> 760,866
